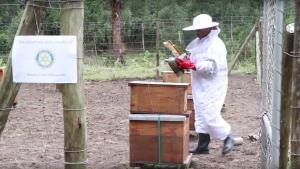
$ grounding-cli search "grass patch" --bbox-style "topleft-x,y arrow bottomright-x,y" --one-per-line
231,58 -> 256,74
229,39 -> 257,75
83,50 -> 258,80
84,51 -> 169,80
84,64 -> 157,80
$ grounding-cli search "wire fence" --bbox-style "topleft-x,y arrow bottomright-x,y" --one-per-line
0,3 -> 257,67
260,0 -> 287,168
0,2 -> 262,168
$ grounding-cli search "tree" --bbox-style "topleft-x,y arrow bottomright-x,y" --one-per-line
112,0 -> 124,64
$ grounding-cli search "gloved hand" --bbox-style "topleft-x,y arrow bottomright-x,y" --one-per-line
176,58 -> 196,70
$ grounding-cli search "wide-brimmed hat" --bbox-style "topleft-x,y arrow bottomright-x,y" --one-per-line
183,14 -> 219,31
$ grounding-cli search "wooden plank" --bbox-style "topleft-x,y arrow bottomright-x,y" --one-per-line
130,119 -> 189,164
130,154 -> 192,169
161,71 -> 192,95
129,82 -> 188,114
187,97 -> 194,111
130,121 -> 185,137
161,71 -> 191,83
129,81 -> 189,87
186,110 -> 195,131
187,96 -> 195,130
0,1 -> 48,137
129,114 -> 186,121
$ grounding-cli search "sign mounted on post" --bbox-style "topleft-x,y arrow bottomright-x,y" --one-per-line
12,36 -> 77,83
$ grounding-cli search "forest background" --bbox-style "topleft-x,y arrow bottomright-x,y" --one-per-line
0,0 -> 293,80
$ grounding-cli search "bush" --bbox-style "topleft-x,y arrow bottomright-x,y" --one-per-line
0,33 -> 9,54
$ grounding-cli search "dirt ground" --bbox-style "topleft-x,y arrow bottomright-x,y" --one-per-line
0,74 -> 261,169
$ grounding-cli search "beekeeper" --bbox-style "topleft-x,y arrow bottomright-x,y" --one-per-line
176,14 -> 234,156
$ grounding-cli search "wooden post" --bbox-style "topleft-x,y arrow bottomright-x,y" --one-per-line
280,30 -> 293,169
0,1 -> 48,136
257,19 -> 263,85
255,20 -> 263,85
291,1 -> 300,168
142,23 -> 145,51
255,31 -> 261,83
228,22 -> 257,75
156,21 -> 160,79
230,16 -> 234,57
60,1 -> 87,169
178,31 -> 182,47
93,32 -> 98,56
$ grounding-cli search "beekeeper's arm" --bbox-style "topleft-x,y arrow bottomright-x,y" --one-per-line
194,44 -> 226,75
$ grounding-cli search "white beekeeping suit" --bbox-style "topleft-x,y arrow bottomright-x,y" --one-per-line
180,14 -> 234,155
186,27 -> 231,140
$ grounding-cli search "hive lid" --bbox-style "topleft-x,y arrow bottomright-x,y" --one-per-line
129,114 -> 186,122
161,70 -> 191,75
128,81 -> 189,87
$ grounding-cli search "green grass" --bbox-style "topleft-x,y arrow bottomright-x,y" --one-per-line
83,50 -> 257,81
229,39 -> 257,75
84,63 -> 157,80
83,51 -> 171,80
231,58 -> 257,74
0,56 -> 7,67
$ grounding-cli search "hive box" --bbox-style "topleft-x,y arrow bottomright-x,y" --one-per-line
0,67 -> 18,107
161,71 -> 192,95
187,95 -> 195,130
128,81 -> 189,114
129,114 -> 189,165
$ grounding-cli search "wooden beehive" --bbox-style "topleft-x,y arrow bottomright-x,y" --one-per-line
128,81 -> 189,114
129,114 -> 189,165
161,71 -> 192,95
187,95 -> 195,130
0,67 -> 4,78
0,67 -> 18,107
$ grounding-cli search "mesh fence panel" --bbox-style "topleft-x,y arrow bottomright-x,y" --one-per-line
0,3 -> 257,66
260,0 -> 284,168
0,2 -> 264,168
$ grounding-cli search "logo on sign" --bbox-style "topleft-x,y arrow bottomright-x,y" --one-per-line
36,50 -> 54,68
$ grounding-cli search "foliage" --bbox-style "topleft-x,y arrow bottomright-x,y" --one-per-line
231,39 -> 257,74
83,0 -> 261,53
0,0 -> 262,51
0,57 -> 5,67
0,33 -> 9,54
6,10 -> 23,44
0,0 -> 263,79
284,0 -> 295,24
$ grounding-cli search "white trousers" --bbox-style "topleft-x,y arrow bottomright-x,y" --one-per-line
195,110 -> 231,140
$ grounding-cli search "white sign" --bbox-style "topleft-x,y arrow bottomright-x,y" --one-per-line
12,36 -> 77,83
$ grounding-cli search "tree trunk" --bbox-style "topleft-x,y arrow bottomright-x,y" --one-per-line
60,1 -> 87,169
0,1 -> 48,137
112,0 -> 124,64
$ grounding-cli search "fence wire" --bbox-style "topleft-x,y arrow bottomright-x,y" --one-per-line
0,3 -> 257,67
0,2 -> 261,168
261,0 -> 284,169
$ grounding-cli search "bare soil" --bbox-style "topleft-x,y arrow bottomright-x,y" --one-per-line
0,74 -> 261,169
